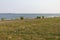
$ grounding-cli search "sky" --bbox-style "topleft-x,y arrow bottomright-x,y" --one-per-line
0,0 -> 60,14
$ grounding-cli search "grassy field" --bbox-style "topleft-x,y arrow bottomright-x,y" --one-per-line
0,17 -> 60,40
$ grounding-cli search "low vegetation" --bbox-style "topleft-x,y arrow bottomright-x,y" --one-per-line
20,16 -> 24,20
1,18 -> 5,21
0,17 -> 60,40
36,16 -> 41,19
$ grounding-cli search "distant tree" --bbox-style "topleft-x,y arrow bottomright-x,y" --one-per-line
36,16 -> 41,19
42,16 -> 44,19
20,17 -> 24,20
1,18 -> 5,21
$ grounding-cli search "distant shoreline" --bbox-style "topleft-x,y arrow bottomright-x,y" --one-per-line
0,14 -> 59,20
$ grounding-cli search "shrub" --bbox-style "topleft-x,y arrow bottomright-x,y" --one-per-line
42,16 -> 44,19
36,16 -> 41,19
20,17 -> 24,20
1,18 -> 5,21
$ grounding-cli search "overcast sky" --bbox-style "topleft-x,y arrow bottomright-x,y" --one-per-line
0,0 -> 60,13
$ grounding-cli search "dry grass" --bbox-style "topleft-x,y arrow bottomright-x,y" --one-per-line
0,18 -> 60,40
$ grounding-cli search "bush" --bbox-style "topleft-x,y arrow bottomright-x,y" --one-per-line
20,17 -> 24,20
36,16 -> 41,19
42,16 -> 44,19
1,18 -> 5,21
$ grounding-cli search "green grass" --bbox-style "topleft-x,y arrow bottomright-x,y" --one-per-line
0,17 -> 60,40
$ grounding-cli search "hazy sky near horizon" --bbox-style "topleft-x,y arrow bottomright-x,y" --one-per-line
0,0 -> 60,13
